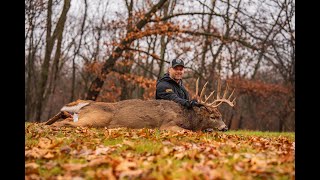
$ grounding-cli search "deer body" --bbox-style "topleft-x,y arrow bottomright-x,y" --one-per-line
46,78 -> 236,132
45,99 -> 228,131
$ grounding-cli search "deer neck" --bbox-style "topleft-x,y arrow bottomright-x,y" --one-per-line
179,108 -> 203,131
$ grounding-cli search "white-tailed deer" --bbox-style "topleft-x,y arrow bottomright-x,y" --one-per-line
44,79 -> 236,132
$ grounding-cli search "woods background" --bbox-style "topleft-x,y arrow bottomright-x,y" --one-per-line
25,0 -> 295,132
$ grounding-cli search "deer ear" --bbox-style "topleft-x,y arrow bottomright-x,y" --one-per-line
193,106 -> 201,113
200,106 -> 206,110
193,105 -> 206,113
201,106 -> 213,113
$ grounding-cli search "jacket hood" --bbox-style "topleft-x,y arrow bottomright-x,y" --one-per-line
158,73 -> 183,85
159,73 -> 172,82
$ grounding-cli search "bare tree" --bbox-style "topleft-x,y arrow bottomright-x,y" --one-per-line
85,0 -> 168,101
35,0 -> 71,121
25,0 -> 46,121
69,0 -> 88,101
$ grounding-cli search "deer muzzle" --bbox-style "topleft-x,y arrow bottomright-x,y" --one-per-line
218,125 -> 228,132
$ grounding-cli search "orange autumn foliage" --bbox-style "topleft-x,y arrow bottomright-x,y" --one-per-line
226,77 -> 292,98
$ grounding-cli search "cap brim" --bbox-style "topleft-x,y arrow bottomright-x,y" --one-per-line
172,64 -> 184,68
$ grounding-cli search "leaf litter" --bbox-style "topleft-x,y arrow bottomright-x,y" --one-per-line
25,123 -> 294,180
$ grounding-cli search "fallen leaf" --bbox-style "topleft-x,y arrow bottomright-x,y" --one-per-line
94,147 -> 110,155
38,138 -> 52,149
115,161 -> 137,172
234,162 -> 245,172
43,152 -> 55,159
61,163 -> 86,171
123,140 -> 135,148
119,169 -> 143,179
95,168 -> 116,180
25,147 -> 49,159
60,145 -> 72,154
43,161 -> 58,170
25,162 -> 39,169
88,158 -> 110,167
25,174 -> 41,180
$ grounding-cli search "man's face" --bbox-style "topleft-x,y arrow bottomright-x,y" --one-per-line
169,65 -> 185,81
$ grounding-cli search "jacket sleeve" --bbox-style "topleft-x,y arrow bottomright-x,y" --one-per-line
156,81 -> 191,108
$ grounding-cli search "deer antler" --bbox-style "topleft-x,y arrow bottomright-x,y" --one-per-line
195,78 -> 236,108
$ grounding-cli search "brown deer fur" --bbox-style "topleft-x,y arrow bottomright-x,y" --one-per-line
45,99 -> 228,132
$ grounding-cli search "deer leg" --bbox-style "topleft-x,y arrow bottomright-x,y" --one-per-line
45,111 -> 73,125
45,112 -> 63,125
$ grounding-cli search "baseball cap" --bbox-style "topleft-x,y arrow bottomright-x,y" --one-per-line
170,58 -> 185,68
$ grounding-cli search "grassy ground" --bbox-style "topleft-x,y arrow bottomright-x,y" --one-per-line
25,122 -> 295,180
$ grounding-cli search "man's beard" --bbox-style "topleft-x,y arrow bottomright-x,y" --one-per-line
173,74 -> 182,80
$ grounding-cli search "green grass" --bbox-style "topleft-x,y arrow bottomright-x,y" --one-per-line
225,130 -> 295,141
103,138 -> 124,146
134,139 -> 163,155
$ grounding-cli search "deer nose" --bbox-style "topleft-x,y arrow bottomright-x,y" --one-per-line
203,128 -> 214,132
221,126 -> 228,132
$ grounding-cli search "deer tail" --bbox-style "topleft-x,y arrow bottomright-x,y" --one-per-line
60,102 -> 90,113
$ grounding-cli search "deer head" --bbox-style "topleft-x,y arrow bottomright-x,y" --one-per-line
194,78 -> 236,131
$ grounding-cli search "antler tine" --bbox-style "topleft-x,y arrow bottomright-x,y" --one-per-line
216,78 -> 221,99
207,80 -> 236,108
199,81 -> 208,102
209,101 -> 223,108
232,97 -> 236,106
228,88 -> 235,101
225,86 -> 236,106
222,83 -> 229,99
204,90 -> 215,103
210,100 -> 234,107
195,78 -> 199,97
194,77 -> 236,108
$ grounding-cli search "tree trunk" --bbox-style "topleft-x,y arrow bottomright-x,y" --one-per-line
26,28 -> 35,121
35,0 -> 71,121
35,0 -> 53,121
119,0 -> 134,100
71,0 -> 88,102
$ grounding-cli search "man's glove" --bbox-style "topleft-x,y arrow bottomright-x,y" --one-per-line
189,99 -> 204,108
